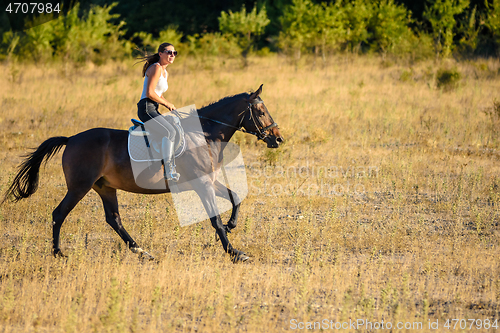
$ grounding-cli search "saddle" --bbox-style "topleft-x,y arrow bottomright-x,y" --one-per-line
127,114 -> 186,162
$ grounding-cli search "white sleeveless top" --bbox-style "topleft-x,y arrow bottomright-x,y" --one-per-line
140,63 -> 168,100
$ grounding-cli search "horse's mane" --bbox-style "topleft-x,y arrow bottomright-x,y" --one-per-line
197,92 -> 249,117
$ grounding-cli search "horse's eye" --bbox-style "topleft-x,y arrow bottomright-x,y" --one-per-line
254,108 -> 265,116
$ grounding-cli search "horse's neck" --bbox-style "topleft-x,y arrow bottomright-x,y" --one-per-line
200,97 -> 245,121
199,97 -> 247,143
202,121 -> 239,144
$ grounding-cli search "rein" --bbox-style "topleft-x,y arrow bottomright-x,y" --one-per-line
176,100 -> 278,141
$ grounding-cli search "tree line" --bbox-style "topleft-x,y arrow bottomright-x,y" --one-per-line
1,0 -> 499,63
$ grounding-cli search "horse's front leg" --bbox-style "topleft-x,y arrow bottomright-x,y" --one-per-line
195,180 -> 248,262
213,180 -> 241,233
209,215 -> 248,262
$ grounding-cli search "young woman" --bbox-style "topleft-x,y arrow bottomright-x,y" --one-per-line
137,43 -> 180,181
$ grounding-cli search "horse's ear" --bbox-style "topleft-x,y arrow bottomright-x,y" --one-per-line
248,84 -> 263,101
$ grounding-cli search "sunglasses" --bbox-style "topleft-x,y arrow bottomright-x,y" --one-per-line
163,50 -> 178,56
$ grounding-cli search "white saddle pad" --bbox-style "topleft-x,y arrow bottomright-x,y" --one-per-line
127,114 -> 186,162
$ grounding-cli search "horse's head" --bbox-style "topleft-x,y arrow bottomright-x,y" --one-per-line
242,85 -> 284,148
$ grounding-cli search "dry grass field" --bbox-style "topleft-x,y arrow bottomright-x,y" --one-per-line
0,54 -> 500,332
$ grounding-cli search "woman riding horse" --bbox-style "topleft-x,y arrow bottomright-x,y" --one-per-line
137,42 -> 180,181
3,85 -> 283,262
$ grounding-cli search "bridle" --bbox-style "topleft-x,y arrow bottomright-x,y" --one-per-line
194,99 -> 279,141
239,100 -> 279,141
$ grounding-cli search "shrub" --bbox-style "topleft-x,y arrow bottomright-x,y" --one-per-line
185,32 -> 241,58
132,26 -> 184,55
423,0 -> 470,58
278,0 -> 416,58
18,21 -> 54,63
2,3 -> 130,64
436,67 -> 461,90
368,0 -> 413,56
54,3 -> 130,64
310,1 -> 346,58
218,4 -> 270,54
278,0 -> 345,58
485,0 -> 500,55
0,30 -> 21,61
343,0 -> 373,53
456,6 -> 481,56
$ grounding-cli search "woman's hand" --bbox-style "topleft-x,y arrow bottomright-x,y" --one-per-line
164,102 -> 176,111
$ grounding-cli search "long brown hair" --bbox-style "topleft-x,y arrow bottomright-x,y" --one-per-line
138,43 -> 173,77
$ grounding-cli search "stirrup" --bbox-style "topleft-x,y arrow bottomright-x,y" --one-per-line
161,137 -> 180,181
163,160 -> 180,182
167,172 -> 180,182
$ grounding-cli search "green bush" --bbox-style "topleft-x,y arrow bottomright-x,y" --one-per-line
310,1 -> 346,57
218,4 -> 270,54
436,67 -> 462,90
368,0 -> 413,56
485,0 -> 500,54
132,26 -> 184,55
403,32 -> 435,62
186,32 -> 241,58
456,6 -> 481,55
53,3 -> 130,64
2,0 -> 498,63
0,30 -> 20,62
278,0 -> 346,58
278,0 -> 318,58
423,0 -> 470,58
278,0 -> 419,59
343,0 -> 373,52
18,21 -> 54,63
1,2 -> 130,64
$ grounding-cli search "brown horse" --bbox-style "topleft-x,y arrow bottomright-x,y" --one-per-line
3,85 -> 283,262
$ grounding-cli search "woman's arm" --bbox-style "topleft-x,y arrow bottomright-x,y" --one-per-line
145,64 -> 175,110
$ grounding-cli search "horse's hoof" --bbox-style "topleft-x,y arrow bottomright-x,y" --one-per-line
139,251 -> 155,261
131,247 -> 155,261
231,251 -> 249,263
53,249 -> 67,258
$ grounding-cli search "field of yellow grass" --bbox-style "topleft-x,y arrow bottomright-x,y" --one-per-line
0,54 -> 500,332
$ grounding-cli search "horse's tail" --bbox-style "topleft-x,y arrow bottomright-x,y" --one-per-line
3,136 -> 69,203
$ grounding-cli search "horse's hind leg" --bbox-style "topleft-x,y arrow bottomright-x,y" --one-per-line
93,185 -> 154,260
52,189 -> 91,257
